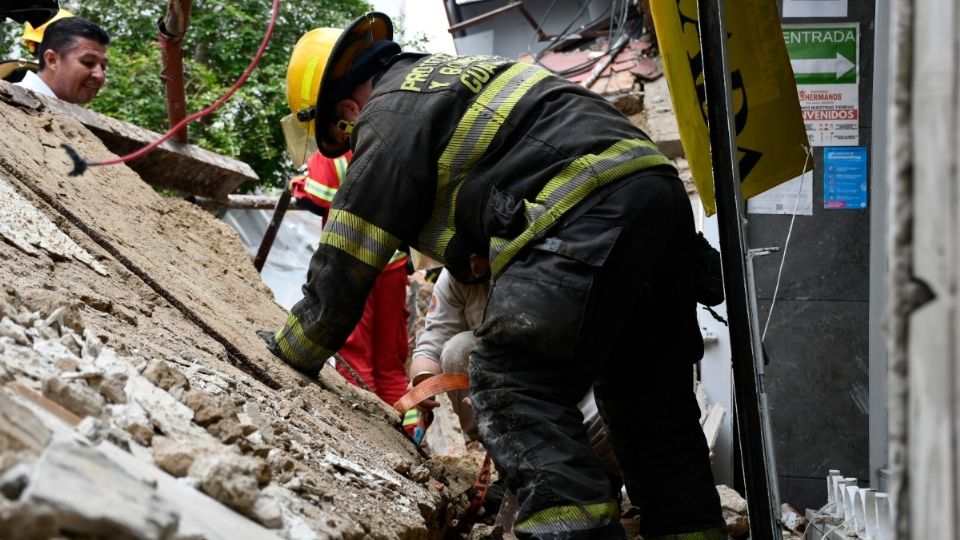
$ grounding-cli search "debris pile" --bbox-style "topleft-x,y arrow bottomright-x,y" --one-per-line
0,294 -> 457,538
0,88 -> 480,539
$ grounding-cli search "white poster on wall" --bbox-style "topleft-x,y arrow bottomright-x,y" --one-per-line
748,171 -> 814,215
783,0 -> 848,18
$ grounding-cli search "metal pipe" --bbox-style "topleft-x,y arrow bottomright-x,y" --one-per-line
159,0 -> 192,143
694,0 -> 780,537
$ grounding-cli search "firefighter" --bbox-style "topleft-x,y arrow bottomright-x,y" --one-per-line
266,13 -> 725,539
287,150 -> 410,405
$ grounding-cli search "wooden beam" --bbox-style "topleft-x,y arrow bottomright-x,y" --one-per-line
0,80 -> 257,200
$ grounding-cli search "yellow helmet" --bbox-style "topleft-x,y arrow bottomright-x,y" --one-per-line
21,8 -> 74,55
284,12 -> 396,158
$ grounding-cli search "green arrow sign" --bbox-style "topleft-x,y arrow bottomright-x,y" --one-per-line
783,25 -> 859,85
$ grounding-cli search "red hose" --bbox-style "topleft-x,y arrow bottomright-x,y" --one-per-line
65,0 -> 281,176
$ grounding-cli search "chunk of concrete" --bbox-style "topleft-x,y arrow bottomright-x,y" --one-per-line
41,377 -> 105,419
0,438 -> 179,539
0,392 -> 51,454
185,389 -> 237,427
717,484 -> 749,537
98,372 -> 129,404
142,359 -> 190,392
189,453 -> 265,514
150,435 -> 214,478
96,442 -> 282,540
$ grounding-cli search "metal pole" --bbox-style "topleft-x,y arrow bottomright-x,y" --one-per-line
695,0 -> 781,538
253,188 -> 292,272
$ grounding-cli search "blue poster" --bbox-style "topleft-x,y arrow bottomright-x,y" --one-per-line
823,146 -> 868,209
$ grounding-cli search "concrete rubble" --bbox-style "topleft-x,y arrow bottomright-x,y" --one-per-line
0,289 -> 473,539
0,93 -> 484,538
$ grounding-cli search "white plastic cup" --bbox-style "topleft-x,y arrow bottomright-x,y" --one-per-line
833,477 -> 848,518
875,493 -> 892,540
864,490 -> 879,540
827,469 -> 842,505
843,479 -> 858,523
854,488 -> 874,532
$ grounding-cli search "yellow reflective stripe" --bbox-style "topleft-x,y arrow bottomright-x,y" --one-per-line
274,313 -> 332,373
514,500 -> 619,535
304,177 -> 337,203
645,527 -> 728,540
333,156 -> 349,183
301,57 -> 320,103
418,62 -> 551,260
490,139 -> 672,275
490,236 -> 509,254
402,410 -> 419,425
537,138 -> 662,204
321,209 -> 400,269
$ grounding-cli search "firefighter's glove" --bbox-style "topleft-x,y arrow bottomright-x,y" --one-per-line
257,330 -> 282,359
693,232 -> 725,307
260,314 -> 330,378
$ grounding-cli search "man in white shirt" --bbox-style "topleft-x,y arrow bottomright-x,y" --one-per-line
16,16 -> 109,104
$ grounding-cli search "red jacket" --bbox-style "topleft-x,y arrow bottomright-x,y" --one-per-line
289,150 -> 351,212
289,150 -> 407,270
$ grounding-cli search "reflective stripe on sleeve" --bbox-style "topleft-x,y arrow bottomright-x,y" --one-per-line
418,62 -> 551,261
490,138 -> 673,275
644,527 -> 729,540
333,156 -> 349,183
304,176 -> 338,203
321,209 -> 401,269
513,500 -> 620,535
274,312 -> 332,374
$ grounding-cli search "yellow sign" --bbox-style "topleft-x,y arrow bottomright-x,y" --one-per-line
650,0 -> 811,215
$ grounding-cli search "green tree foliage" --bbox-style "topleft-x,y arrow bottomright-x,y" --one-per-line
3,0 -> 371,190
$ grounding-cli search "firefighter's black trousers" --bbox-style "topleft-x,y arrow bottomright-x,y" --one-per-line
471,169 -> 725,539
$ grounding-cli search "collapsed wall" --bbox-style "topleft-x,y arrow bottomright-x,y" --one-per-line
0,84 -> 469,539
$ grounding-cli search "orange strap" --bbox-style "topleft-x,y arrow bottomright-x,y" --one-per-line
392,373 -> 470,413
453,451 -> 494,534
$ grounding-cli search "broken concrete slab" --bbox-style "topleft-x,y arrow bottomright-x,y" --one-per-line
0,437 -> 180,540
99,441 -> 283,540
0,80 -> 257,200
639,77 -> 684,159
0,175 -> 108,276
0,391 -> 51,454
